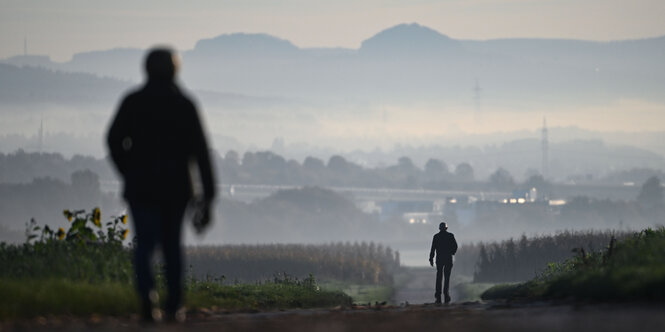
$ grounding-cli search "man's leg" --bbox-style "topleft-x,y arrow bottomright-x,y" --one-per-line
443,261 -> 453,303
161,204 -> 186,320
130,205 -> 161,321
435,264 -> 443,303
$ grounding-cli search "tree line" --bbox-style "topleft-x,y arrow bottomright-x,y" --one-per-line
3,149 -> 662,192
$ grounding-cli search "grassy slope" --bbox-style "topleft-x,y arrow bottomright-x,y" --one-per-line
0,278 -> 352,319
482,227 -> 665,301
0,279 -> 138,319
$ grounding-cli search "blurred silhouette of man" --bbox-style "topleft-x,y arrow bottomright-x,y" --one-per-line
429,221 -> 458,304
107,47 -> 216,322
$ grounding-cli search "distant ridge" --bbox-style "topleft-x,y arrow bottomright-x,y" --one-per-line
191,33 -> 300,57
360,23 -> 460,55
1,22 -> 664,105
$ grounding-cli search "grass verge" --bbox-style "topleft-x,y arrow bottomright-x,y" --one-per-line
188,278 -> 352,310
0,277 -> 352,320
0,279 -> 138,319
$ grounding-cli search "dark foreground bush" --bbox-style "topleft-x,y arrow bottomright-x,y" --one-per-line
482,227 -> 665,301
474,230 -> 631,283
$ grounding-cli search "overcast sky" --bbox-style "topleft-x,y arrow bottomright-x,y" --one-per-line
1,0 -> 665,61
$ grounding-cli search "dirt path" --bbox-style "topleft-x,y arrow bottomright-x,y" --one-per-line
5,302 -> 665,332
392,266 -> 464,305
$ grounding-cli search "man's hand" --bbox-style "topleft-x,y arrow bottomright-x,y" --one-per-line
192,199 -> 212,234
429,258 -> 434,267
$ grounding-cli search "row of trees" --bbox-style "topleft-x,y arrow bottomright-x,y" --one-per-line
218,150 -> 531,190
0,149 -> 115,184
3,150 -> 662,193
186,242 -> 400,285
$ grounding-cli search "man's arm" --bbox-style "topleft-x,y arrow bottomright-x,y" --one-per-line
187,101 -> 216,233
451,234 -> 458,255
106,98 -> 132,177
189,103 -> 216,201
429,235 -> 436,266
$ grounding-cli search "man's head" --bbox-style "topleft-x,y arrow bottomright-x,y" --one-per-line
439,222 -> 448,231
145,47 -> 179,81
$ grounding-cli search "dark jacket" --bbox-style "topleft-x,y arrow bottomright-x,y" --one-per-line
430,231 -> 458,263
107,80 -> 215,205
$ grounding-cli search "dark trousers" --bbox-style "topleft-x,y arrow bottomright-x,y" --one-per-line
435,257 -> 453,299
130,202 -> 186,315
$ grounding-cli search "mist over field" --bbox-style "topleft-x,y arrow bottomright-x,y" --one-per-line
2,23 -> 665,155
1,22 -> 665,269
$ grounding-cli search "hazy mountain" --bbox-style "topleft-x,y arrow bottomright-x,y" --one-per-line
0,62 -> 288,108
192,33 -> 300,58
4,23 -> 663,105
64,48 -> 144,82
359,23 -> 461,56
0,63 -> 130,105
2,55 -> 57,68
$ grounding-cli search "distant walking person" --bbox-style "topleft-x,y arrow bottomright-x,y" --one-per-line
429,221 -> 458,304
107,48 -> 216,322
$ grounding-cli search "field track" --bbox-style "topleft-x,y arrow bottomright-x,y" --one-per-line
3,301 -> 665,332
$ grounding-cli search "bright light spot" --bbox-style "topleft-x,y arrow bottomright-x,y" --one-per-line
509,198 -> 517,204
549,199 -> 566,206
517,198 -> 526,204
409,218 -> 415,224
623,182 -> 635,187
449,198 -> 457,204
503,199 -> 508,204
422,219 -> 427,224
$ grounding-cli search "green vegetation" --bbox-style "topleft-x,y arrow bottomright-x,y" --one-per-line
188,275 -> 351,310
0,279 -> 138,319
474,230 -> 630,283
0,275 -> 352,319
0,208 -> 374,319
482,227 -> 665,301
1,209 -> 132,282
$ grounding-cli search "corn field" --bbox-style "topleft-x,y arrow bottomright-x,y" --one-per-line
472,230 -> 631,283
186,242 -> 400,285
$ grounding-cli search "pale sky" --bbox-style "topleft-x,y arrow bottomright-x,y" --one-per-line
1,0 -> 665,62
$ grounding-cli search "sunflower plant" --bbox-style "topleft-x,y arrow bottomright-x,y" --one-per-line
14,208 -> 134,284
103,212 -> 131,244
26,208 -> 130,245
63,207 -> 130,244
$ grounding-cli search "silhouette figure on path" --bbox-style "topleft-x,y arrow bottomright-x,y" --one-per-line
107,48 -> 216,322
429,221 -> 458,304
